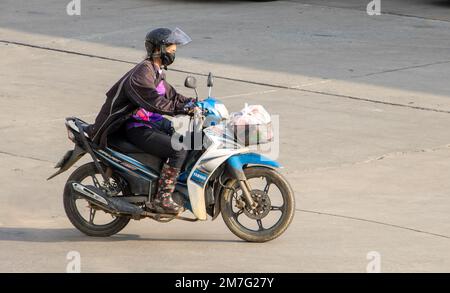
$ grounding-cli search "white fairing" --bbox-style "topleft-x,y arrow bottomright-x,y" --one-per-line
187,128 -> 248,220
214,103 -> 229,120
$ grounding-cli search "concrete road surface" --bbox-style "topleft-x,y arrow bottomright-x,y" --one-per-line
0,0 -> 449,272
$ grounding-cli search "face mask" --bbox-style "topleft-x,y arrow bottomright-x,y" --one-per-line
161,47 -> 176,67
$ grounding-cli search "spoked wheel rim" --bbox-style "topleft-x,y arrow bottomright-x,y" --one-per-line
229,173 -> 289,234
70,171 -> 125,228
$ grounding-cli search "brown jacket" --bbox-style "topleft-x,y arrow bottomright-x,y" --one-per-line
87,59 -> 192,147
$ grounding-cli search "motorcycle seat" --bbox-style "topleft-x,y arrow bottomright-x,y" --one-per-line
107,133 -> 164,172
108,133 -> 146,154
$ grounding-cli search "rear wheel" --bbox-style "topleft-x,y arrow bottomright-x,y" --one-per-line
220,166 -> 295,242
63,162 -> 131,237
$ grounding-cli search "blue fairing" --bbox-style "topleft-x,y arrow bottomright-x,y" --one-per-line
227,153 -> 281,171
196,97 -> 221,125
196,97 -> 217,112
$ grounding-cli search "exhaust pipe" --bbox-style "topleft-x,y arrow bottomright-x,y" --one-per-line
69,181 -> 143,217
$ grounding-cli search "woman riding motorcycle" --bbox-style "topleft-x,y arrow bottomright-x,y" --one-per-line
87,28 -> 195,215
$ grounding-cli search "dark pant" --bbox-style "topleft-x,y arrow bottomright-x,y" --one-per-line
125,126 -> 188,169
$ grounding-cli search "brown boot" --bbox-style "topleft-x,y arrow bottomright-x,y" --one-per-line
152,164 -> 183,214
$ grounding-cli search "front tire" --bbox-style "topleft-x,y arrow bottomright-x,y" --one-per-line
63,162 -> 131,237
220,166 -> 295,242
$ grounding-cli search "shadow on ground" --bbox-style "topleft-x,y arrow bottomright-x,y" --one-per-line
0,227 -> 241,243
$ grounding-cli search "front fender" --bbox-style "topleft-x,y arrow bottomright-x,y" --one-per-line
226,153 -> 280,180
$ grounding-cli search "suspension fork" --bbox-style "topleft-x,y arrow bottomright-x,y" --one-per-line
226,157 -> 257,209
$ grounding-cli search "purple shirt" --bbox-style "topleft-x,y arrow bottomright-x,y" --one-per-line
126,74 -> 165,130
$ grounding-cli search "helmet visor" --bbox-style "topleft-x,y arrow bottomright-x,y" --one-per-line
166,27 -> 192,46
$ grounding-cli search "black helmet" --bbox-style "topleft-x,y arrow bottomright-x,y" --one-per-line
145,27 -> 191,67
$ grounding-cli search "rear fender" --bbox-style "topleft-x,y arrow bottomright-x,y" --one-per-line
47,145 -> 86,180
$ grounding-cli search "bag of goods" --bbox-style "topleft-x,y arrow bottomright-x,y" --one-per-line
227,104 -> 273,146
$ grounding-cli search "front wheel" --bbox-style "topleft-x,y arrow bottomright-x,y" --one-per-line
220,166 -> 295,242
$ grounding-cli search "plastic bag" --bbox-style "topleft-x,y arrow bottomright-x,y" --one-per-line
228,104 -> 273,146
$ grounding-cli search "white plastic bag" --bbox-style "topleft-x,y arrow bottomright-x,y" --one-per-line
228,104 -> 273,145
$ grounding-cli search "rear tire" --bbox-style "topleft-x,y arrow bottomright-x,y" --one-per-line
220,166 -> 295,242
63,162 -> 131,237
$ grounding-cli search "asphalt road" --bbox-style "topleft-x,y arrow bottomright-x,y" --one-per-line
0,0 -> 449,272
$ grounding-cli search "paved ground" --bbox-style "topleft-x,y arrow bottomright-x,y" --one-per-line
0,0 -> 449,272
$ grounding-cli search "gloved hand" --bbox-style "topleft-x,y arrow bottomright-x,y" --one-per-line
186,106 -> 202,116
183,99 -> 197,116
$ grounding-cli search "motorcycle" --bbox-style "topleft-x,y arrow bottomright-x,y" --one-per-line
47,73 -> 295,242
